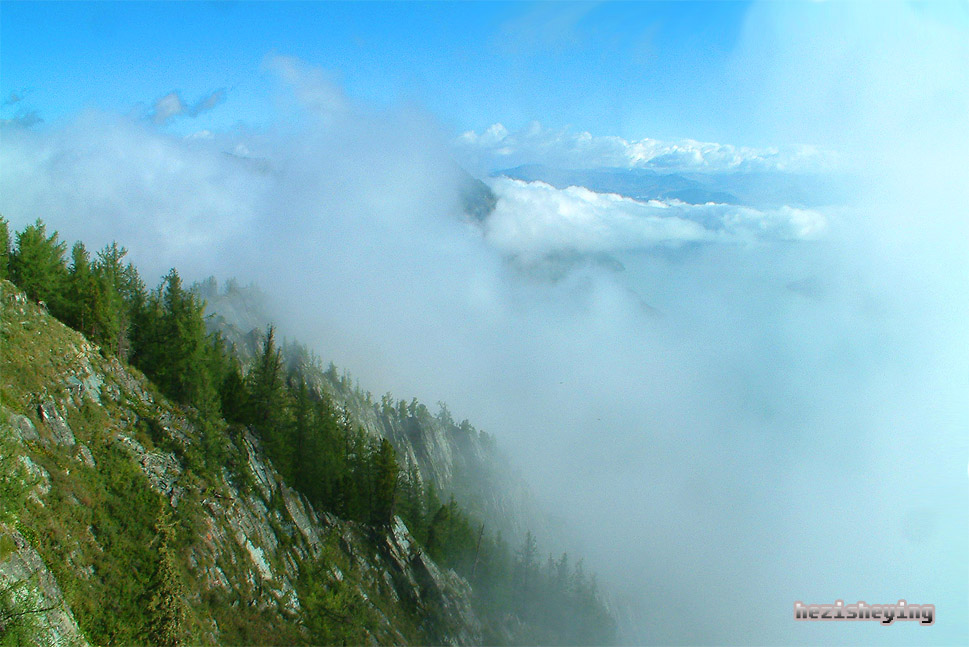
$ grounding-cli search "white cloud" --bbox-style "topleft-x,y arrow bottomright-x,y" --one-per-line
484,177 -> 828,257
455,121 -> 836,174
189,88 -> 226,116
149,91 -> 187,124
262,54 -> 349,118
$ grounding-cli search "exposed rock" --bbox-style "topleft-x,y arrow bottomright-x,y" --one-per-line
103,357 -> 153,406
156,410 -> 192,446
139,450 -> 184,506
280,485 -> 323,556
65,370 -> 103,405
0,524 -> 90,647
242,538 -> 274,582
37,400 -> 75,447
19,455 -> 51,502
385,517 -> 482,645
115,434 -> 146,457
7,413 -> 39,443
73,444 -> 96,468
242,430 -> 277,502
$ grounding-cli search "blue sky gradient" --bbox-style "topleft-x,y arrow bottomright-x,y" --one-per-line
3,1 -> 755,141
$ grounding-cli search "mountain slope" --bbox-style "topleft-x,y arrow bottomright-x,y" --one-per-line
0,268 -> 617,645
0,279 -> 482,645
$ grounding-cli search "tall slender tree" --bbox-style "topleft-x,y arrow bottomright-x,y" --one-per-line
145,504 -> 186,647
93,242 -> 143,360
370,438 -> 400,528
248,326 -> 294,478
65,242 -> 99,338
0,216 -> 10,280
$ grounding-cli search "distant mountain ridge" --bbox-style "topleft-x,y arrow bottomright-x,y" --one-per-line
495,164 -> 846,209
496,164 -> 739,205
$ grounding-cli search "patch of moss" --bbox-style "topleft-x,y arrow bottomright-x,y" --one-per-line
0,533 -> 16,562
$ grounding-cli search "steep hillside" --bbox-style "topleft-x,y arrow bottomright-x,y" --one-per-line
0,217 -> 617,646
0,280 -> 482,645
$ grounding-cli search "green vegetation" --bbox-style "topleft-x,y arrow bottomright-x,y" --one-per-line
145,505 -> 187,647
0,217 -> 617,645
0,578 -> 55,647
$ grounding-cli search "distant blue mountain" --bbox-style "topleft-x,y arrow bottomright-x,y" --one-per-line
494,164 -> 845,209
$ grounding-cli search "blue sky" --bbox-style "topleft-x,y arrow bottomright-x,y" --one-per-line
2,1 -> 754,142
3,1 -> 967,151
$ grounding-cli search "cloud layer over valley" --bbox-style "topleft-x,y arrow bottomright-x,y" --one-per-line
484,177 -> 828,259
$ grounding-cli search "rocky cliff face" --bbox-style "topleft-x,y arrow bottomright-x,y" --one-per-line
0,280 -> 482,645
0,523 -> 89,647
320,376 -> 544,543
200,283 -> 548,545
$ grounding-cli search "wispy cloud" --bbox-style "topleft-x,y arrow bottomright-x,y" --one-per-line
494,1 -> 599,55
188,88 -> 226,117
455,121 -> 835,174
0,109 -> 42,128
148,88 -> 227,125
262,54 -> 349,118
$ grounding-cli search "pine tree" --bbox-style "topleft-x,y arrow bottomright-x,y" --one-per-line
248,326 -> 294,478
426,502 -> 450,559
248,325 -> 284,426
94,242 -> 144,359
218,356 -> 249,424
145,505 -> 186,647
395,465 -> 426,540
515,530 -> 538,619
9,219 -> 69,313
291,376 -> 313,494
370,438 -> 399,528
65,241 -> 99,338
0,216 -> 10,280
139,269 -> 217,412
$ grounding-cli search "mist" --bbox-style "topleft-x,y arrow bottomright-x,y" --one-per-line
2,3 -> 967,645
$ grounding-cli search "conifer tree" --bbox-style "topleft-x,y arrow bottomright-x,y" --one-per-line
146,505 -> 186,647
515,530 -> 538,618
140,269 -> 217,413
248,325 -> 294,478
66,241 -> 100,338
249,326 -> 284,426
218,356 -> 249,424
291,376 -> 313,494
9,219 -> 68,313
93,242 -> 142,359
370,438 -> 399,528
0,216 -> 9,280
